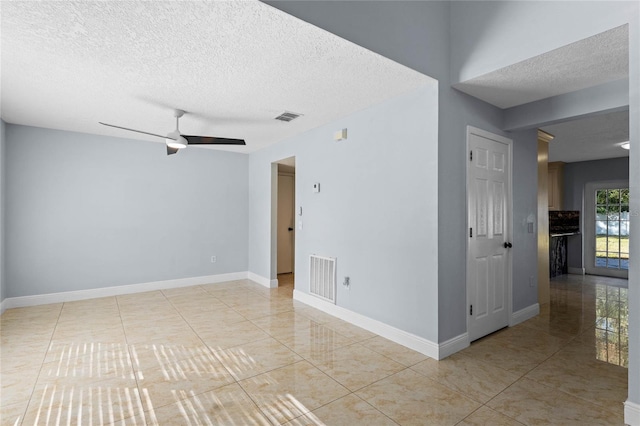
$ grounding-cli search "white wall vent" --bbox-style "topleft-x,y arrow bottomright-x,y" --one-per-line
309,255 -> 336,304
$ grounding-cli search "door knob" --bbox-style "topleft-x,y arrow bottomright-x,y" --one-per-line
504,242 -> 512,248
288,227 -> 294,231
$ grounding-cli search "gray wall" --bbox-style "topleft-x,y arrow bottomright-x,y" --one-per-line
264,1 -> 449,82
265,0 -> 530,343
1,120 -> 5,303
438,88 -> 508,339
5,124 -> 249,298
509,129 -> 540,312
449,1 -> 639,83
452,0 -> 639,406
627,2 -> 640,406
563,157 -> 630,270
249,86 -> 440,341
503,80 -> 629,131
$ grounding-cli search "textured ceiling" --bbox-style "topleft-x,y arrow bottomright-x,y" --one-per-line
454,25 -> 629,109
542,110 -> 629,163
0,1 -> 432,153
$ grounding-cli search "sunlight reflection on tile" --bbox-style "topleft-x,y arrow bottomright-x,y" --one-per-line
135,351 -> 235,409
2,274 -> 630,425
212,337 -> 304,381
212,345 -> 259,378
147,383 -> 271,425
23,382 -> 147,425
0,402 -> 27,426
42,342 -> 134,380
129,343 -> 214,371
277,322 -> 355,360
239,361 -> 349,424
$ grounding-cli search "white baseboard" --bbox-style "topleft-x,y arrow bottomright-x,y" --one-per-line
0,298 -> 7,315
1,271 -> 249,311
438,333 -> 470,359
247,272 -> 278,288
510,303 -> 540,327
568,267 -> 585,275
626,400 -> 640,426
294,289 -> 440,360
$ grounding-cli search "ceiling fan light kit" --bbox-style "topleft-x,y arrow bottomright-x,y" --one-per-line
166,132 -> 188,149
100,109 -> 246,155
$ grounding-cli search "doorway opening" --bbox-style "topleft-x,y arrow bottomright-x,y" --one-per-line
274,157 -> 296,290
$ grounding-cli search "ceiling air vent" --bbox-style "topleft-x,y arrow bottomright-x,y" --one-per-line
275,111 -> 302,122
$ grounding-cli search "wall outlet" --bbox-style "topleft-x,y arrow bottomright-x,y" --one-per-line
210,255 -> 217,263
343,276 -> 350,288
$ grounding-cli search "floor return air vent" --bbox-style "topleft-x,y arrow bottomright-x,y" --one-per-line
309,255 -> 336,304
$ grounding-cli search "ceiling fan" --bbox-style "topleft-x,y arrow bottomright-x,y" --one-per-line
99,109 -> 246,155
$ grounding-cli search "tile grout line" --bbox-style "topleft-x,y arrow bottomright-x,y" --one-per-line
15,302 -> 65,426
114,294 -> 151,425
143,288 -> 248,416
198,281 -> 304,425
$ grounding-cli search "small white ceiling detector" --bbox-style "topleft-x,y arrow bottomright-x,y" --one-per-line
334,128 -> 348,141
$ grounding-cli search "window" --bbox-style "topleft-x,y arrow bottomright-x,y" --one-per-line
595,188 -> 630,270
585,181 -> 629,279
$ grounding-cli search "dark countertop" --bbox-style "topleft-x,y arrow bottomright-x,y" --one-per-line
550,232 -> 581,237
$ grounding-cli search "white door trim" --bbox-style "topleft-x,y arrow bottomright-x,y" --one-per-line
466,126 -> 513,341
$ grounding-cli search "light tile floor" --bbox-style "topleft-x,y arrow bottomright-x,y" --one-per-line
0,273 -> 628,425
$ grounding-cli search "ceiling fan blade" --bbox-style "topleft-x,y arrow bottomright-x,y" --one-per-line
99,122 -> 169,140
182,135 -> 246,145
167,145 -> 179,156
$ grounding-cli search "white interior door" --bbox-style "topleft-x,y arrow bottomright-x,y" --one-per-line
277,174 -> 295,274
467,127 -> 512,342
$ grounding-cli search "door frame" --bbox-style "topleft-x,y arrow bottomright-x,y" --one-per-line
270,156 -> 297,287
466,126 -> 514,341
584,180 -> 629,279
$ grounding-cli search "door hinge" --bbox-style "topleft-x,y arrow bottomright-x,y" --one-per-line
470,150 -> 473,161
469,227 -> 473,238
470,304 -> 473,315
